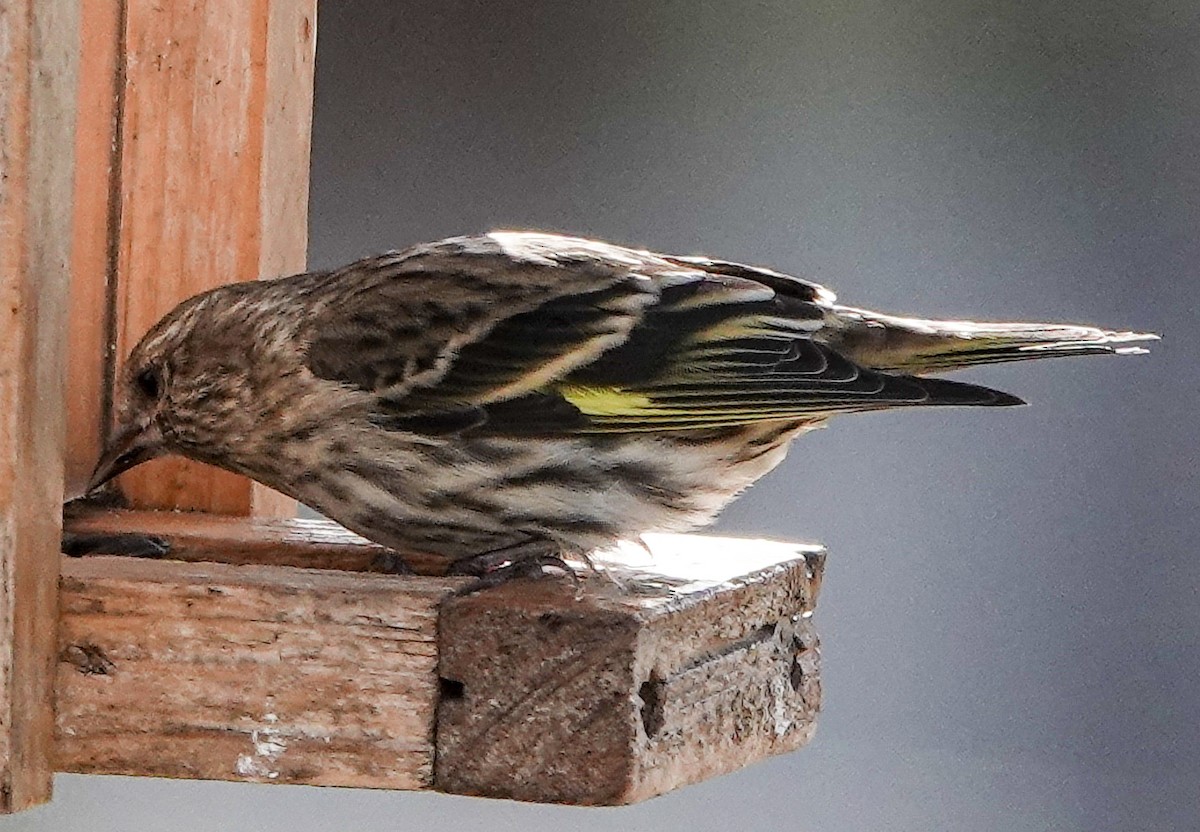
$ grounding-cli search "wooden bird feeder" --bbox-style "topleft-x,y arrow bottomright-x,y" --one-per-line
0,0 -> 824,812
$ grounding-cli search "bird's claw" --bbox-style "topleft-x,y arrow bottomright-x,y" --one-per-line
369,550 -> 415,575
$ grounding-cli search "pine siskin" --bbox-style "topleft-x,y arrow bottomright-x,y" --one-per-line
88,232 -> 1156,578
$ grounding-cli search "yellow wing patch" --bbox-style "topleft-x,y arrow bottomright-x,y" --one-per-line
557,384 -> 659,416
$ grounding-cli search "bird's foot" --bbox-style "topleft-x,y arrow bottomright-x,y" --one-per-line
368,549 -> 415,575
447,540 -> 579,595
62,531 -> 171,559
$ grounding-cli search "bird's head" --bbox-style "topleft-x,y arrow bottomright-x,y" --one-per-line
87,284 -> 279,493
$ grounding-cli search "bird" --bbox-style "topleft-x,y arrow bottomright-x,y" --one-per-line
87,231 -> 1156,580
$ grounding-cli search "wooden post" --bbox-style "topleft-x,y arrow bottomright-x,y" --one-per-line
436,536 -> 824,804
65,0 -> 317,516
64,0 -> 122,496
0,0 -> 82,811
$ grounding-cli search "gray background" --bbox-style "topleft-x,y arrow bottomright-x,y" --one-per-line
13,1 -> 1197,830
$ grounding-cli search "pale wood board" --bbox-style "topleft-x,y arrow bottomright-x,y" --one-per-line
251,0 -> 316,517
56,557 -> 462,788
105,0 -> 314,516
0,0 -> 81,811
258,0 -> 316,282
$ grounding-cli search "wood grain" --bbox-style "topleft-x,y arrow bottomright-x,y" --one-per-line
0,0 -> 81,811
436,536 -> 825,805
252,0 -> 316,517
258,0 -> 317,281
106,0 -> 316,516
56,557 -> 462,788
64,0 -> 123,498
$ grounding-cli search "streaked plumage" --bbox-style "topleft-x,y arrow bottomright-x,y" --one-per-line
89,232 -> 1156,575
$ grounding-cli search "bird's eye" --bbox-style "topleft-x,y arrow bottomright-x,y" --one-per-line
135,367 -> 161,399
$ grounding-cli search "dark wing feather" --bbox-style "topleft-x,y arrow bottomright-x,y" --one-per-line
304,232 -> 1021,437
663,254 -> 838,305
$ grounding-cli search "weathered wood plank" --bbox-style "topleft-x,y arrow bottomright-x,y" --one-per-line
56,557 -> 462,788
436,536 -> 825,804
107,0 -> 315,515
55,516 -> 825,803
0,0 -> 81,811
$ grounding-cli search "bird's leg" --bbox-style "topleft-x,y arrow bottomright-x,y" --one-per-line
61,494 -> 172,558
447,538 -> 579,592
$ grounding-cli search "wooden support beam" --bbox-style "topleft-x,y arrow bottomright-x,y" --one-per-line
58,511 -> 823,802
66,0 -> 317,515
0,0 -> 82,811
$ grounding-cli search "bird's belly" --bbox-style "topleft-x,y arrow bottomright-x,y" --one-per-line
277,423 -> 812,559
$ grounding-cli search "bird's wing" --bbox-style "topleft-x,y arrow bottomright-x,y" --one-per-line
304,232 -> 681,403
303,232 -> 1019,436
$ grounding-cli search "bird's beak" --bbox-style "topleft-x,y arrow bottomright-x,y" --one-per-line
87,422 -> 165,494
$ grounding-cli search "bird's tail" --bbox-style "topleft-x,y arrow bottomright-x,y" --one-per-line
827,306 -> 1158,375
